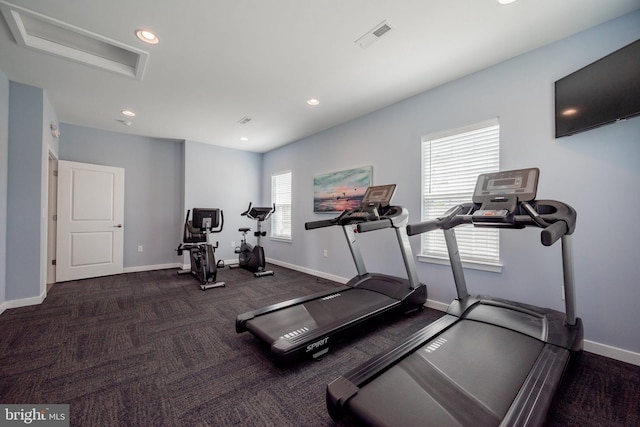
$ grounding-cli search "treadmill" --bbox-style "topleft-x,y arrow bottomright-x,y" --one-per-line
236,184 -> 427,365
327,168 -> 583,426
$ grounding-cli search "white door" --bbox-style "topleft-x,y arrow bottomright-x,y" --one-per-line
56,160 -> 125,282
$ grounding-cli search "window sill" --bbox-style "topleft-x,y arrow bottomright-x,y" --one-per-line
270,236 -> 292,243
418,255 -> 503,273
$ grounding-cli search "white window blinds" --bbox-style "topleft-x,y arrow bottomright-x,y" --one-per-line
271,171 -> 292,240
421,119 -> 500,265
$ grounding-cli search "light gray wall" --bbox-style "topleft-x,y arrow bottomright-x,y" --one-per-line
3,82 -> 57,304
6,82 -> 45,300
59,124 -> 184,269
57,128 -> 262,270
0,70 -> 8,307
183,140 -> 262,262
262,11 -> 640,353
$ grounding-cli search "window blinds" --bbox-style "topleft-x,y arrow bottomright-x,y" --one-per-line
422,119 -> 500,264
271,171 -> 292,240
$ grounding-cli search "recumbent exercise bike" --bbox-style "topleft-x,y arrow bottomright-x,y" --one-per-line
229,203 -> 275,277
176,208 -> 225,290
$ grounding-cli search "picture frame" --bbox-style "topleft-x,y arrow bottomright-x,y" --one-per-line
313,166 -> 372,213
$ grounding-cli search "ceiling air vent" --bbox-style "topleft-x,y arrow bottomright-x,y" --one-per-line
237,116 -> 252,124
354,20 -> 394,49
0,1 -> 149,79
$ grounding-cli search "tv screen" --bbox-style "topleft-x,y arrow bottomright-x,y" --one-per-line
555,38 -> 640,138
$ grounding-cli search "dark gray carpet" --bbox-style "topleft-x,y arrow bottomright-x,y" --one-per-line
1,265 -> 639,426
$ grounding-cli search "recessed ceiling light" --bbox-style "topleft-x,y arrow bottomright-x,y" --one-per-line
135,29 -> 159,45
306,98 -> 320,106
121,109 -> 136,117
240,137 -> 249,141
497,0 -> 518,4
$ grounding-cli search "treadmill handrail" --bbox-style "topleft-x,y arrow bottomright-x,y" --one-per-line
407,198 -> 579,326
305,218 -> 337,230
407,204 -> 469,236
408,200 -> 576,244
305,205 -> 405,231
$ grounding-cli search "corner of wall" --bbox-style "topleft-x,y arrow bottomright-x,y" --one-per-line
0,69 -> 9,307
6,81 -> 47,303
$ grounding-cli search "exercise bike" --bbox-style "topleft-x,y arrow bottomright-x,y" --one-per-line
229,203 -> 275,277
176,208 -> 225,290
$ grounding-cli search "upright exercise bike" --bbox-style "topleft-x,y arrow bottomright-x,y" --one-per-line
230,203 -> 275,277
176,208 -> 225,290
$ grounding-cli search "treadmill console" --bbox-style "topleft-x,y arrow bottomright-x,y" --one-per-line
472,168 -> 539,225
473,168 -> 539,204
339,184 -> 397,224
361,184 -> 396,209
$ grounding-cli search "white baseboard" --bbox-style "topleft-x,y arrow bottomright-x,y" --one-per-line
123,263 -> 181,273
266,258 -> 349,284
425,299 -> 450,312
1,289 -> 46,312
584,340 -> 640,366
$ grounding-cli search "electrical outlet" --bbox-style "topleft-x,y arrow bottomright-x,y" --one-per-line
323,249 -> 328,257
231,241 -> 236,248
137,245 -> 143,252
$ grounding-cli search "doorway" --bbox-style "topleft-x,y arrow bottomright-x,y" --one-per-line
55,160 -> 125,282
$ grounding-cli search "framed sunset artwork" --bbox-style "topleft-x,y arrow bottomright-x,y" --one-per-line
313,166 -> 372,213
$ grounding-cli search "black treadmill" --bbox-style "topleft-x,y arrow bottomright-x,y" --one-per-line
327,168 -> 583,426
236,184 -> 427,365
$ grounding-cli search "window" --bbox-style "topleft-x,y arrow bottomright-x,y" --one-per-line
271,171 -> 292,241
421,119 -> 500,269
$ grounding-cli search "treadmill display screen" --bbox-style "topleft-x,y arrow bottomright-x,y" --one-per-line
472,168 -> 539,203
361,184 -> 396,207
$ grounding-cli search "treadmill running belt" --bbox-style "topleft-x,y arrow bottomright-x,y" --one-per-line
246,288 -> 396,343
347,320 -> 545,427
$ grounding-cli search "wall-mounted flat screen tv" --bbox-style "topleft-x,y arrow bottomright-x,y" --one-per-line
555,38 -> 640,138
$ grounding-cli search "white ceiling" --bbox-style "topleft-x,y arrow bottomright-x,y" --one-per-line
1,0 -> 638,153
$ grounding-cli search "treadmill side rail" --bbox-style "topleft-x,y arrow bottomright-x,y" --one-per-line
327,376 -> 360,422
235,284 -> 353,332
500,344 -> 571,427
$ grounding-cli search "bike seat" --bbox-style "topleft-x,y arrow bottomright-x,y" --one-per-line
239,227 -> 251,233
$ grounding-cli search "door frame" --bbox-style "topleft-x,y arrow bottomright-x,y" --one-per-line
47,152 -> 58,285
